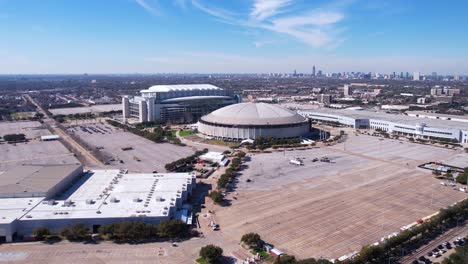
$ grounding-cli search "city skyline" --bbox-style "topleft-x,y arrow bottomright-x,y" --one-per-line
1,0 -> 468,74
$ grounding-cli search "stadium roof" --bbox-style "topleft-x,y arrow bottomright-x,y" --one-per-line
141,84 -> 221,93
161,95 -> 232,103
201,102 -> 307,126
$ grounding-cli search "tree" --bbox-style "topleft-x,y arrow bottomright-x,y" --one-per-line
33,227 -> 50,241
274,255 -> 297,264
61,224 -> 89,241
158,219 -> 188,238
441,243 -> 468,264
241,233 -> 261,248
209,191 -> 223,204
455,168 -> 467,185
199,245 -> 223,263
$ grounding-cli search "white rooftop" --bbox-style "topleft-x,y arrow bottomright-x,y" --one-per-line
303,108 -> 468,130
201,102 -> 308,126
141,84 -> 221,93
20,170 -> 195,221
200,152 -> 226,162
0,197 -> 44,224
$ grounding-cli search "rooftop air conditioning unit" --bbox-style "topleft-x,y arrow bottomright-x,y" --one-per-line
110,197 -> 118,203
133,197 -> 141,202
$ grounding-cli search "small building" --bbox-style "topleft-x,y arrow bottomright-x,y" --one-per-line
270,248 -> 284,258
40,135 -> 60,141
199,152 -> 229,166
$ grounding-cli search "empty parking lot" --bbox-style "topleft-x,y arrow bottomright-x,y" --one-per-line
66,123 -> 197,173
0,121 -> 79,171
215,134 -> 468,259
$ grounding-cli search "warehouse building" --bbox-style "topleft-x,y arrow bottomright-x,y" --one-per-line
0,164 -> 83,199
122,84 -> 241,123
198,102 -> 311,141
0,169 -> 196,242
299,109 -> 468,144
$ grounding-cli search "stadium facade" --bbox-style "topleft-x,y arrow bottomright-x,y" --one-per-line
122,84 -> 241,123
198,102 -> 311,141
299,109 -> 468,144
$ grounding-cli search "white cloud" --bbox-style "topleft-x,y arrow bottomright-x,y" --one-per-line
262,10 -> 344,47
250,0 -> 292,20
191,0 -> 237,22
187,0 -> 345,49
135,0 -> 161,16
271,10 -> 344,27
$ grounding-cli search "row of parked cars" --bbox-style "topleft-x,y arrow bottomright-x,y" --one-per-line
412,237 -> 465,264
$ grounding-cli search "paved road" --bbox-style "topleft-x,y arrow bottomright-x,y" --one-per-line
400,222 -> 468,264
25,94 -> 103,168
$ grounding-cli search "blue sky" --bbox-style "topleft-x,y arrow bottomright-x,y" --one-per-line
0,0 -> 467,74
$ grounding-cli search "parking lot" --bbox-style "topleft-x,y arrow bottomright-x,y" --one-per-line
66,122 -> 197,173
0,121 -> 79,171
49,104 -> 121,116
0,121 -> 51,139
214,134 -> 468,259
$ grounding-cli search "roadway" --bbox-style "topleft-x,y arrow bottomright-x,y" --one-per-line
400,222 -> 468,264
25,94 -> 103,168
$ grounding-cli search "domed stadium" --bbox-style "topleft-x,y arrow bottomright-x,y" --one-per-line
198,103 -> 311,141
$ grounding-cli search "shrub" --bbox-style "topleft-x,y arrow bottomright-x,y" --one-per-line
32,227 -> 50,241
61,224 -> 90,241
241,233 -> 261,248
199,245 -> 223,263
209,191 -> 223,204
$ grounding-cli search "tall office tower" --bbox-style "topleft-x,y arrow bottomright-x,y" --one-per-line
454,74 -> 460,81
312,65 -> 316,77
413,72 -> 420,81
393,72 -> 396,78
432,72 -> 438,80
294,69 -> 297,76
318,94 -> 332,105
343,84 -> 352,97
317,70 -> 322,77
400,72 -> 404,79
406,72 -> 410,80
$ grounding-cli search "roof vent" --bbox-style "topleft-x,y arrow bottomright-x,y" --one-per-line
110,197 -> 119,203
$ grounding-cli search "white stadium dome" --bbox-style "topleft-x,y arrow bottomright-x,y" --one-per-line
198,103 -> 310,141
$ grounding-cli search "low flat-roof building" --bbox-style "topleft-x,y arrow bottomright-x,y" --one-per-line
199,152 -> 229,166
0,164 -> 83,199
0,169 -> 196,242
299,109 -> 468,144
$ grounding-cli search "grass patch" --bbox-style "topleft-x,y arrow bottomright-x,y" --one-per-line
10,112 -> 35,119
196,257 -> 210,264
179,130 -> 194,137
204,139 -> 239,147
251,249 -> 272,261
